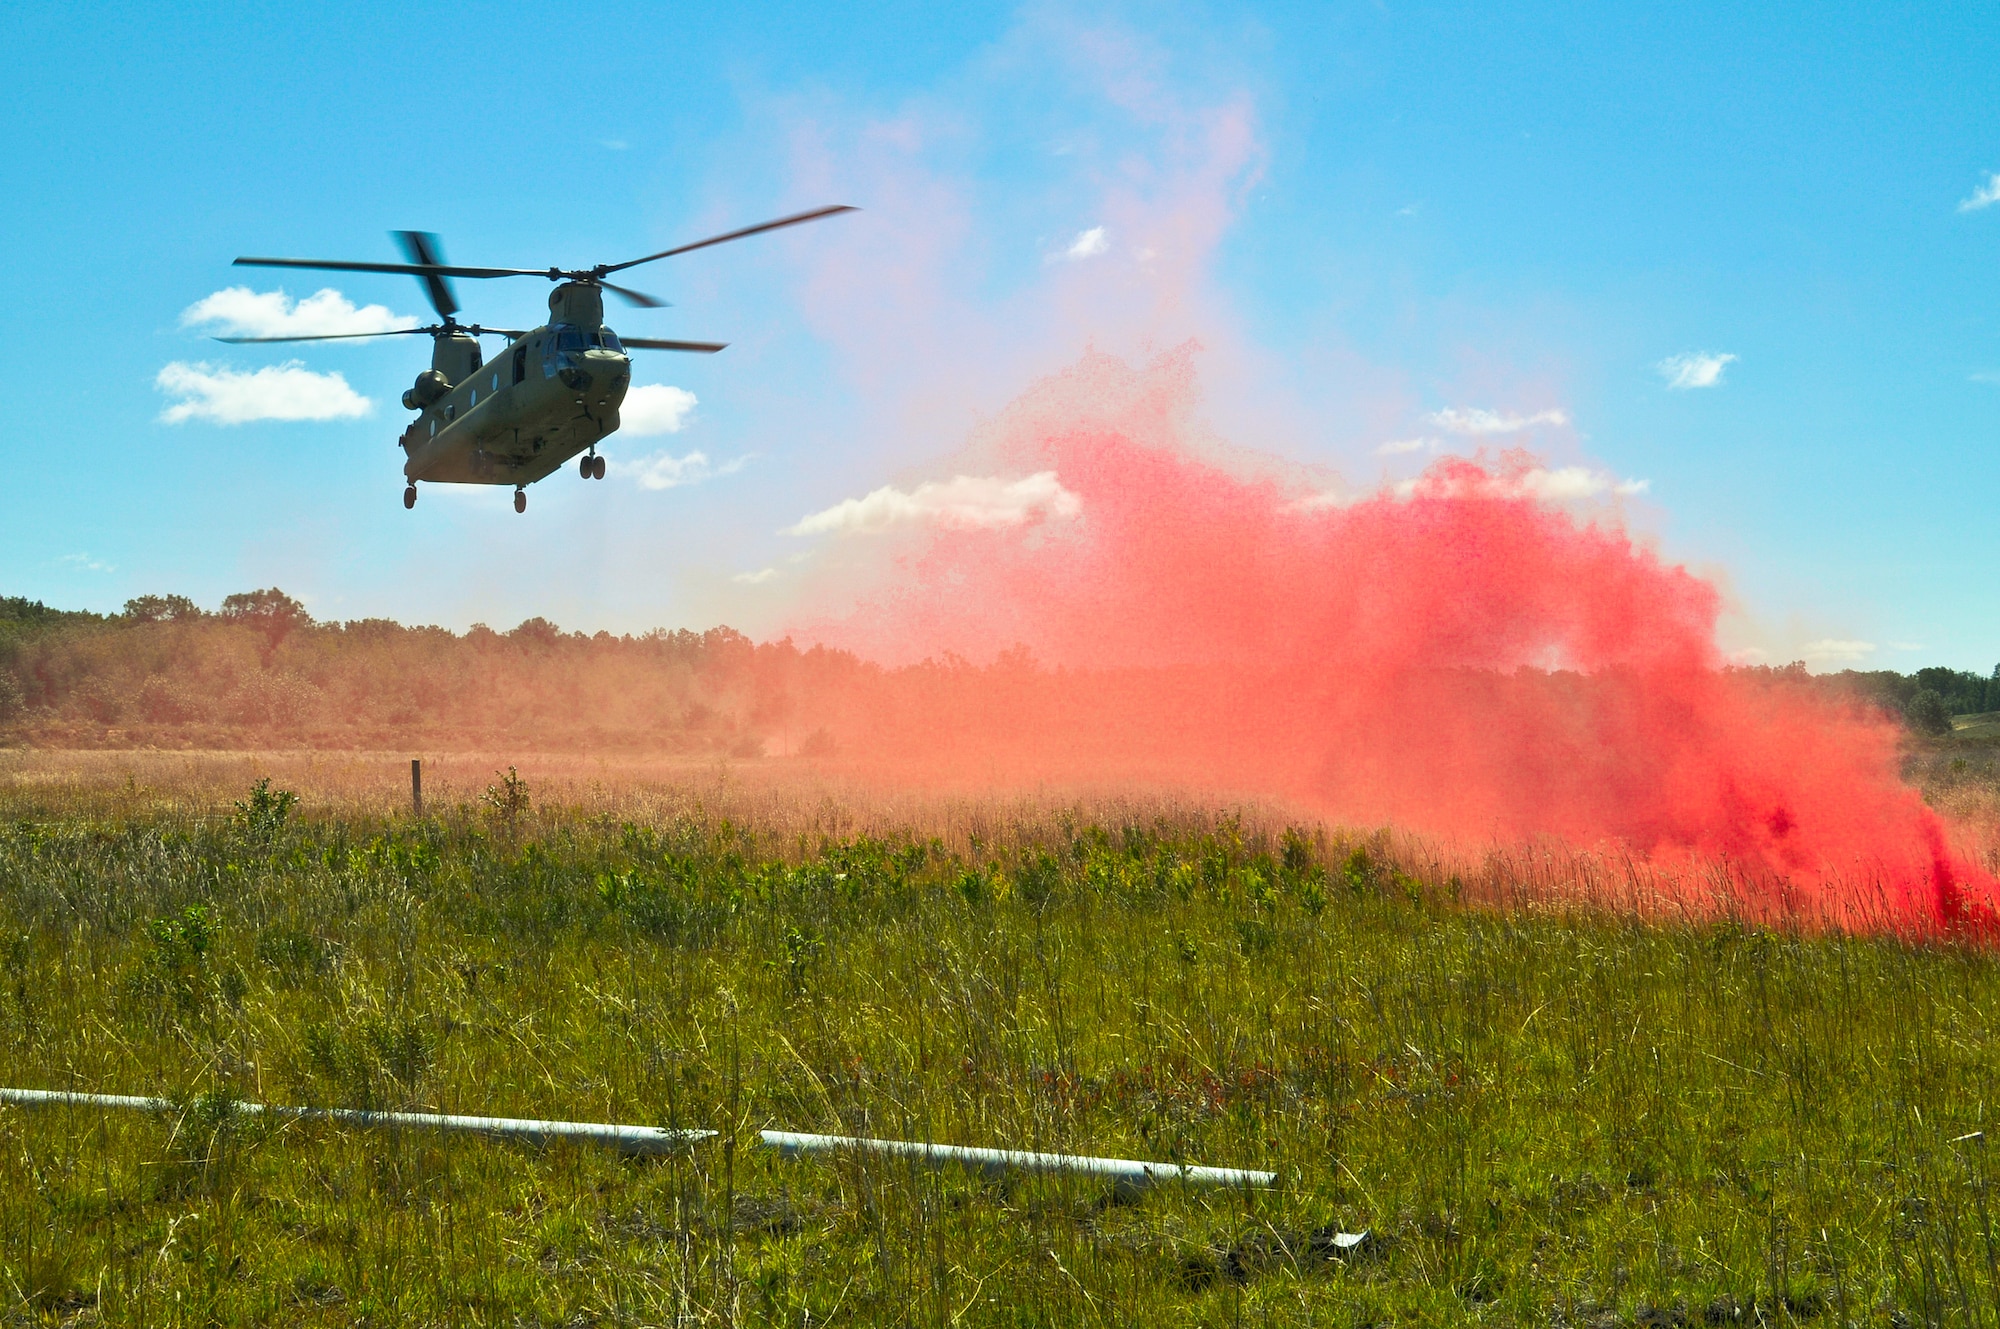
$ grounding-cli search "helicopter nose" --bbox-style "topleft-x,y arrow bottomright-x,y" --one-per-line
595,351 -> 631,402
557,349 -> 630,397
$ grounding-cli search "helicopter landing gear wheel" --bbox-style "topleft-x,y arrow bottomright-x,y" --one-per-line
514,487 -> 527,514
403,485 -> 416,509
591,454 -> 606,480
580,453 -> 593,480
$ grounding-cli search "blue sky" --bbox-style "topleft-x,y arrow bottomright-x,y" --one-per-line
2,2 -> 1995,670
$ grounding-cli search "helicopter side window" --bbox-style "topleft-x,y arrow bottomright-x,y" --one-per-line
512,344 -> 527,385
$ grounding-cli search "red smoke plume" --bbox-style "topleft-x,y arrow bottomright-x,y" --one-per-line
793,351 -> 1994,932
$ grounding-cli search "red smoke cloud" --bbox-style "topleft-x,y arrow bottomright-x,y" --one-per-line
792,350 -> 1994,932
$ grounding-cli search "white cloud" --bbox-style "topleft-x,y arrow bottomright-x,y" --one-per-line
1374,437 -> 1432,456
1971,371 -> 2000,385
1958,171 -> 2000,213
600,138 -> 629,151
621,384 -> 698,436
1658,351 -> 1738,390
1425,407 -> 1571,436
615,449 -> 748,491
1520,466 -> 1650,501
1289,489 -> 1349,511
1800,639 -> 1876,663
58,552 -> 114,573
155,361 -> 371,424
731,567 -> 780,585
1057,226 -> 1110,261
1388,465 -> 1646,503
785,471 -> 1082,538
180,286 -> 419,339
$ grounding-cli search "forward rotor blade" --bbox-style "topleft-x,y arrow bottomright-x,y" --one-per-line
602,205 -> 857,274
233,257 -> 551,280
393,231 -> 460,318
211,327 -> 437,344
618,338 -> 728,353
211,324 -> 524,344
600,280 -> 669,309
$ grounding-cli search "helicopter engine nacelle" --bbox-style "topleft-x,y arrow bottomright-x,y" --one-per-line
401,369 -> 451,412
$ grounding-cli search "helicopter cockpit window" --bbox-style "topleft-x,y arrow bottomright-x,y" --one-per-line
597,331 -> 623,352
555,328 -> 588,353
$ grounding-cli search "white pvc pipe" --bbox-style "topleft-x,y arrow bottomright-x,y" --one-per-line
759,1129 -> 1275,1191
0,1088 -> 714,1157
0,1089 -> 1275,1186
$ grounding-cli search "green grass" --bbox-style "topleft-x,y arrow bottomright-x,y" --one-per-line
5,779 -> 2000,1326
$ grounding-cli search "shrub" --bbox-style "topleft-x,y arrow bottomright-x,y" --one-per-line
234,777 -> 298,840
483,766 -> 530,829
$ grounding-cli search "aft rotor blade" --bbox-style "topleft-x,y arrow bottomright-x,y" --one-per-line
233,257 -> 551,280
618,338 -> 728,353
393,231 -> 460,318
210,327 -> 437,344
601,280 -> 669,309
602,205 -> 857,274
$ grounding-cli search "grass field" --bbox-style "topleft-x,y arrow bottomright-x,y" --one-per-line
6,753 -> 2000,1325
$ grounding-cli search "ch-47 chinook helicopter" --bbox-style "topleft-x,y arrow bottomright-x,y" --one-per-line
220,206 -> 854,513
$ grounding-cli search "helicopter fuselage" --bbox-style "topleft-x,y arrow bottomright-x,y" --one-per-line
229,205 -> 854,510
398,314 -> 630,488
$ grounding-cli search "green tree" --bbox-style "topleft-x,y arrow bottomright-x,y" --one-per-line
1905,687 -> 1954,736
219,588 -> 311,655
506,617 -> 564,648
0,596 -> 103,630
1914,666 -> 1986,716
123,594 -> 202,623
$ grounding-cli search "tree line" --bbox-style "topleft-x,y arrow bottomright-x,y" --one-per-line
0,590 -> 835,752
1732,660 -> 1999,737
4,590 -> 1994,749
